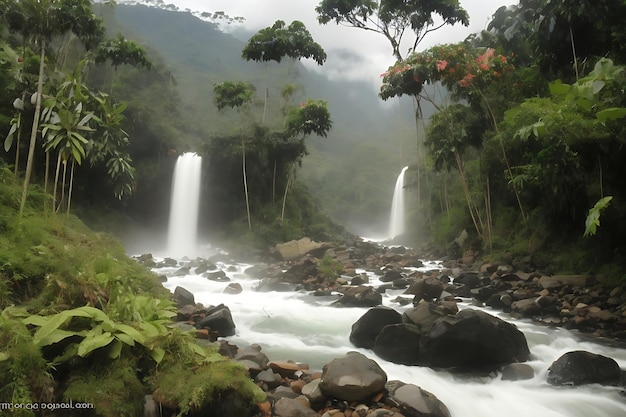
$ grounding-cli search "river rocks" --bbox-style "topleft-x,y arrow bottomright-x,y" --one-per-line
319,352 -> 387,402
353,305 -> 530,371
333,285 -> 383,307
275,237 -> 326,260
273,397 -> 318,417
173,286 -> 195,307
420,309 -> 530,370
385,381 -> 451,417
350,306 -> 402,348
372,323 -> 422,365
193,303 -> 236,337
501,363 -> 535,381
547,350 -> 623,386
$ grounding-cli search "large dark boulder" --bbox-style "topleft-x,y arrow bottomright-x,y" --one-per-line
372,323 -> 423,365
419,309 -> 530,370
319,352 -> 387,402
547,350 -> 623,386
173,286 -> 195,307
193,304 -> 236,337
385,380 -> 451,417
350,306 -> 403,348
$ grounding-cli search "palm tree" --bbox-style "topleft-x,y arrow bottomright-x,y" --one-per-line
5,0 -> 104,216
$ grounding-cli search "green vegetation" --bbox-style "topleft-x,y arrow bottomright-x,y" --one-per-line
0,166 -> 265,415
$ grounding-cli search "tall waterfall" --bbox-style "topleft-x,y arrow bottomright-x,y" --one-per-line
167,152 -> 202,258
388,166 -> 409,240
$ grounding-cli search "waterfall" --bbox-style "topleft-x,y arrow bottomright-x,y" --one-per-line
167,152 -> 202,258
388,166 -> 409,239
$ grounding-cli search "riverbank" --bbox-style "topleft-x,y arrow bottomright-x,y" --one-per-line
140,236 -> 626,417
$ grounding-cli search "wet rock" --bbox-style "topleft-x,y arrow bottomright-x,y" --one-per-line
301,379 -> 325,405
501,363 -> 535,381
275,237 -> 325,261
372,323 -> 422,365
539,275 -> 594,289
273,397 -> 318,417
203,269 -> 229,281
404,277 -> 444,301
385,380 -> 451,417
319,352 -> 387,403
193,304 -> 236,337
224,282 -> 243,294
255,280 -> 298,292
350,306 -> 403,349
173,286 -> 195,307
256,369 -> 282,389
419,309 -> 530,370
173,266 -> 190,276
333,286 -> 382,307
511,297 -> 541,316
547,350 -> 623,386
235,344 -> 269,369
402,302 -> 447,332
380,269 -> 404,283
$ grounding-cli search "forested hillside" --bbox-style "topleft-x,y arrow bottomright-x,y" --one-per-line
105,4 -> 417,236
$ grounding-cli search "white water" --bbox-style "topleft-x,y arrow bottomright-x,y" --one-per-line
388,166 -> 409,239
166,153 -> 202,258
157,258 -> 626,417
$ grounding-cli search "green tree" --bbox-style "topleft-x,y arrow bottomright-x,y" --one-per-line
242,20 -> 326,122
317,0 -> 469,209
5,0 -> 104,216
213,81 -> 256,231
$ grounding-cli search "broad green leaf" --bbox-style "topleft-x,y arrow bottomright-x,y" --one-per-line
596,107 -> 626,121
23,315 -> 49,327
115,324 -> 146,345
108,339 -> 123,359
0,352 -> 8,361
37,329 -> 84,347
114,332 -> 135,346
149,347 -> 165,364
30,310 -> 82,346
77,332 -> 114,357
584,196 -> 613,237
188,342 -> 209,358
4,123 -> 17,152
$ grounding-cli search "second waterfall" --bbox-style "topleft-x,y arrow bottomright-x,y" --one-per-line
167,152 -> 202,258
388,166 -> 408,240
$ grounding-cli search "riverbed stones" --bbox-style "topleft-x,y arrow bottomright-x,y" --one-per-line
275,237 -> 326,260
547,350 -> 623,386
350,306 -> 402,348
319,352 -> 387,402
272,397 -> 319,417
333,285 -> 382,307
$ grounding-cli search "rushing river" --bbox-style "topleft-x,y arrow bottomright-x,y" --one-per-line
152,255 -> 626,417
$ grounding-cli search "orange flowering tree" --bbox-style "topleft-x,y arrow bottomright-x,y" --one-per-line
379,42 -> 514,106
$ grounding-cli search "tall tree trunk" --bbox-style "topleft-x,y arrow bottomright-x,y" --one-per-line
242,136 -> 251,231
281,167 -> 293,223
19,38 -> 46,217
66,160 -> 75,219
455,152 -> 482,238
52,153 -> 62,213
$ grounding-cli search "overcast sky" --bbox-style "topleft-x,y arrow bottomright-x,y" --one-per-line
139,1 -> 515,89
